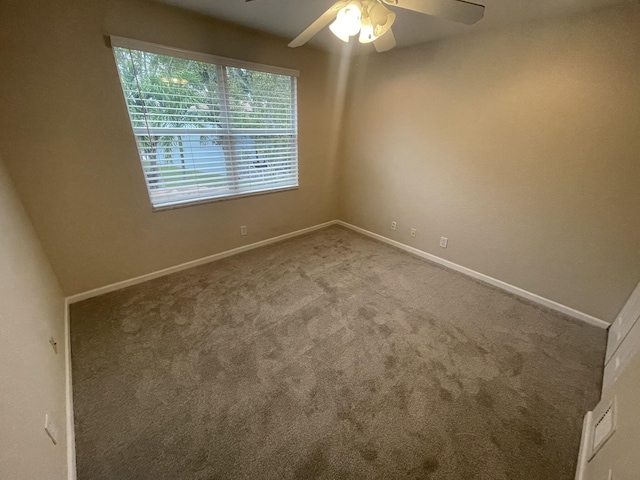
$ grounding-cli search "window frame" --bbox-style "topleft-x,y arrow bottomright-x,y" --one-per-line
110,36 -> 300,211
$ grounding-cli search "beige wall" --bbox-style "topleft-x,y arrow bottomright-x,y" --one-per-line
0,0 -> 342,295
340,4 -> 640,322
1,0 -> 639,320
0,155 -> 67,478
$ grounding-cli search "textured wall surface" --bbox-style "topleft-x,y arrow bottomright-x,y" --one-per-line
0,0 -> 343,295
340,4 -> 640,322
1,0 -> 638,321
0,155 -> 67,479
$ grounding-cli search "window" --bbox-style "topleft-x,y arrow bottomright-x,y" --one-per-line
111,37 -> 299,210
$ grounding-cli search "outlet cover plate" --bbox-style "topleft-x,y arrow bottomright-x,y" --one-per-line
590,397 -> 617,460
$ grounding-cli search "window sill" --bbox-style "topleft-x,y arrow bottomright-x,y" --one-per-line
150,185 -> 299,212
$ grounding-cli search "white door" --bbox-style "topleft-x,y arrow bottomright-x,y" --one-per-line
603,281 -> 640,392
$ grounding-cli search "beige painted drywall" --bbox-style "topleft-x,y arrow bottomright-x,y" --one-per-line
0,155 -> 67,478
1,0 -> 639,321
0,0 -> 343,295
340,4 -> 640,322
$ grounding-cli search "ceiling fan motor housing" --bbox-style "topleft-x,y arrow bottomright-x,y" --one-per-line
287,0 -> 485,51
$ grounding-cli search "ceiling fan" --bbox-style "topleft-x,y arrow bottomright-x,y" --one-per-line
246,0 -> 485,52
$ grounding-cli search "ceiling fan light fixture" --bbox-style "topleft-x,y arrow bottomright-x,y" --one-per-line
329,18 -> 351,42
369,2 -> 395,37
287,0 -> 485,52
330,1 -> 362,41
358,18 -> 376,43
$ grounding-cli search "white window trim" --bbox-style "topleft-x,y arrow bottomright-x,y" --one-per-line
110,36 -> 300,211
109,36 -> 300,78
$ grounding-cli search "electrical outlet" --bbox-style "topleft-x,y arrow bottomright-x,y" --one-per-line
410,228 -> 417,238
240,225 -> 247,236
391,221 -> 397,231
45,414 -> 58,445
439,237 -> 448,248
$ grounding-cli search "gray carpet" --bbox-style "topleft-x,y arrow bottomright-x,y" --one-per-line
70,225 -> 606,479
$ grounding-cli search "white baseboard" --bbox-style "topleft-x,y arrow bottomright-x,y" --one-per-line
66,218 -> 611,322
336,221 -> 609,329
64,300 -> 77,480
66,220 -> 338,304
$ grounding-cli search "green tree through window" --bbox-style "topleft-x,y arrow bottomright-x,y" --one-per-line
113,42 -> 298,209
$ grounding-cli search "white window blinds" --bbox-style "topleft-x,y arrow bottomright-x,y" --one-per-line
111,37 -> 299,210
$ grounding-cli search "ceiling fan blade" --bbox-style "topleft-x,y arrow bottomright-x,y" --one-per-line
373,28 -> 396,52
383,0 -> 484,25
288,1 -> 349,48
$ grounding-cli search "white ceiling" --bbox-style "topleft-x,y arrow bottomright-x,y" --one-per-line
157,0 -> 634,53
